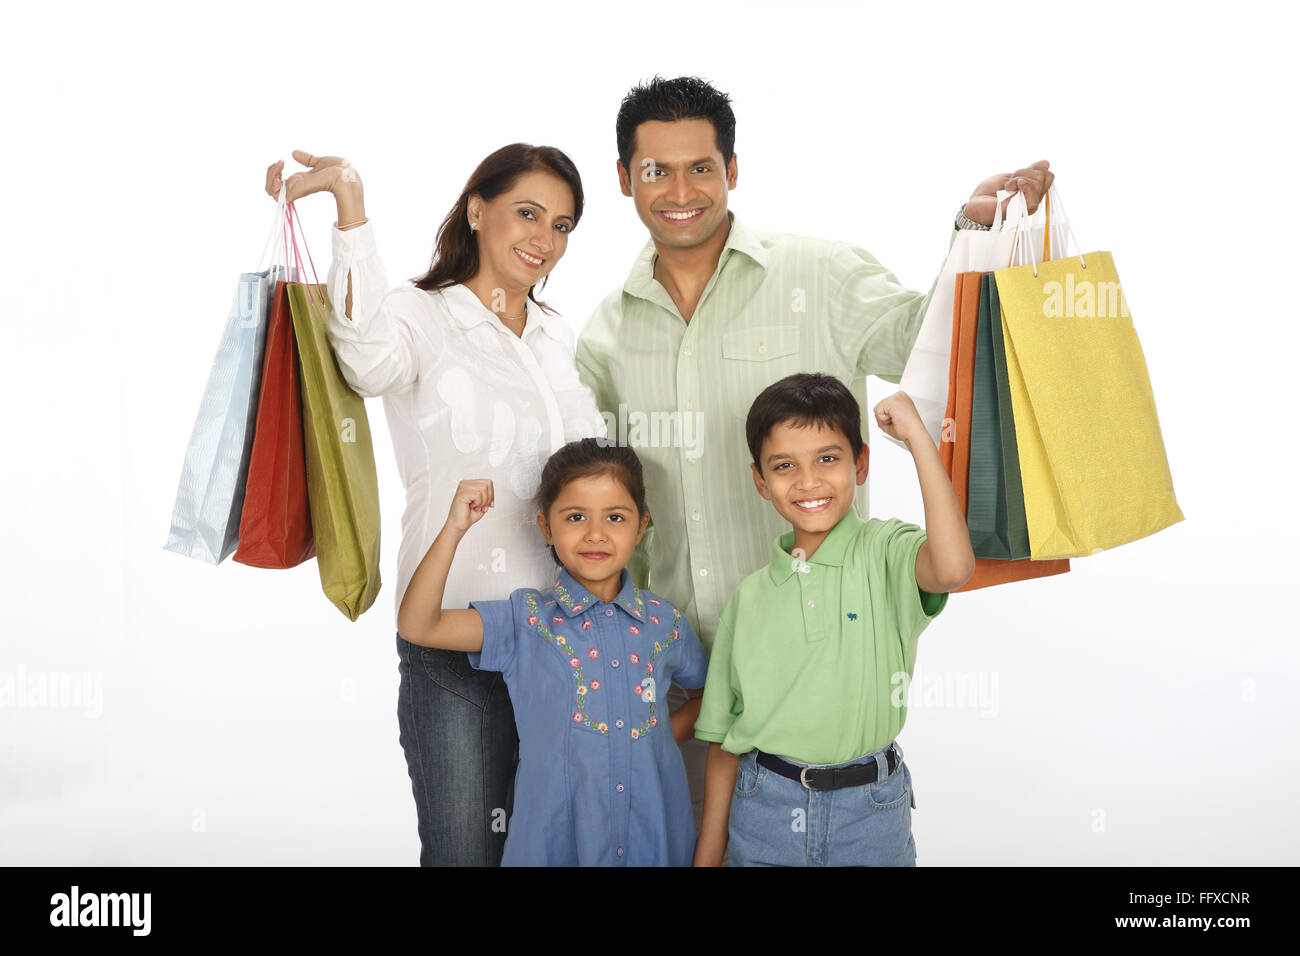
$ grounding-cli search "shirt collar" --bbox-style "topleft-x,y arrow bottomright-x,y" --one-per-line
437,282 -> 566,342
621,211 -> 769,304
551,565 -> 645,621
768,509 -> 866,585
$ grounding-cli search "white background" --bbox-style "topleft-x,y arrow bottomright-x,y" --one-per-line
2,0 -> 1296,865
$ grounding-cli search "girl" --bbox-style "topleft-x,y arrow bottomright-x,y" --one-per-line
264,146 -> 605,866
397,438 -> 710,866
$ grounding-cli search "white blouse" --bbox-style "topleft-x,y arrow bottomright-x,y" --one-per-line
325,221 -> 606,619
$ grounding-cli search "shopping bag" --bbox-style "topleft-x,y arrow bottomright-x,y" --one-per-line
164,268 -> 276,564
897,189 -> 1071,449
946,271 -> 1070,592
966,273 -> 1030,559
232,277 -> 317,569
994,189 -> 1183,558
284,203 -> 382,621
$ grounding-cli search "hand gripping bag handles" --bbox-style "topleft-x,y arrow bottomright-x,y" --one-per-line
283,201 -> 382,620
895,187 -> 1071,451
993,186 -> 1184,558
165,192 -> 290,564
234,187 -> 317,570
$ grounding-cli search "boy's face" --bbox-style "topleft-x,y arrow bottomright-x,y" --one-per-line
617,117 -> 737,251
751,419 -> 869,548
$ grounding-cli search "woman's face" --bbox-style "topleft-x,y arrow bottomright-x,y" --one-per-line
469,169 -> 575,297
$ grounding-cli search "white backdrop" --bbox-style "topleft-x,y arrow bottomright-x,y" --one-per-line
2,0 -> 1296,865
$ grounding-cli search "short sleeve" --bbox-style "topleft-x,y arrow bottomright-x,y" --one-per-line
694,592 -> 743,747
467,595 -> 520,676
826,229 -> 958,386
877,519 -> 948,643
668,610 -> 709,690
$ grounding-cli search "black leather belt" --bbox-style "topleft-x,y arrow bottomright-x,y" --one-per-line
757,746 -> 900,791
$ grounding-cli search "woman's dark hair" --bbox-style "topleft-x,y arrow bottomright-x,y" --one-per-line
411,143 -> 583,312
535,438 -> 648,565
746,373 -> 866,473
615,75 -> 736,171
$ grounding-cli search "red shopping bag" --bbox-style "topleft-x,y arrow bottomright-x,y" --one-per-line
233,279 -> 316,568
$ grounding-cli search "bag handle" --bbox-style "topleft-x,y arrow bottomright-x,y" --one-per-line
1006,184 -> 1086,276
284,198 -> 325,304
255,184 -> 290,275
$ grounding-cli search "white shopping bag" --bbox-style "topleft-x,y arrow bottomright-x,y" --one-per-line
890,187 -> 1071,449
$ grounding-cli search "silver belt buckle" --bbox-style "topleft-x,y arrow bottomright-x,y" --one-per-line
799,766 -> 815,790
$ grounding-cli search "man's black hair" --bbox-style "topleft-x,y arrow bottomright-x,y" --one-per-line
615,75 -> 737,171
746,373 -> 865,473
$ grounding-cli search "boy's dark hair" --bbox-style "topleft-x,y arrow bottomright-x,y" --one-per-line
615,75 -> 737,171
535,438 -> 649,566
746,373 -> 866,474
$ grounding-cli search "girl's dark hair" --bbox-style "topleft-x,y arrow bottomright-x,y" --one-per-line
411,143 -> 584,312
535,438 -> 648,566
615,75 -> 737,170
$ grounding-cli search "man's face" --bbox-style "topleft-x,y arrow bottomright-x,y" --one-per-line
617,118 -> 737,250
751,419 -> 869,549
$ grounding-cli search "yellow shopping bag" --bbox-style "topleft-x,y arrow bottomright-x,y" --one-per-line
992,191 -> 1183,558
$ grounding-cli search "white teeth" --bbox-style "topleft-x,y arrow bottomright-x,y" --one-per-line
795,498 -> 830,509
515,249 -> 543,264
663,209 -> 701,220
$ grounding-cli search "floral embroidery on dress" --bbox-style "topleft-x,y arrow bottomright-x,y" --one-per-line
526,591 -> 608,736
630,606 -> 682,742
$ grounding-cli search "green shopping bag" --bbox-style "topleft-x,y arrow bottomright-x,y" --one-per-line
287,278 -> 382,621
967,274 -> 1030,559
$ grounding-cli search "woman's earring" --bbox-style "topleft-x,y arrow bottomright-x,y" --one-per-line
469,221 -> 478,233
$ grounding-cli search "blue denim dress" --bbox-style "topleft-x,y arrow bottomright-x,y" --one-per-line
470,567 -> 710,865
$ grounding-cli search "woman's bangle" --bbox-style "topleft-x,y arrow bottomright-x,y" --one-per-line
337,218 -> 369,230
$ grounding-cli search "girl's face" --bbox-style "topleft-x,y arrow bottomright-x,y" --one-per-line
468,169 -> 575,297
536,471 -> 650,598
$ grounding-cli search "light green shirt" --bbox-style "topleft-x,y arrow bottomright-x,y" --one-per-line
577,212 -> 945,647
693,511 -> 948,764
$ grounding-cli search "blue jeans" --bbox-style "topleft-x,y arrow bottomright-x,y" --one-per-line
395,632 -> 519,866
728,741 -> 916,867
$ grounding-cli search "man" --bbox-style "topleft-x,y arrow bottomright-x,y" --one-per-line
575,75 -> 1052,825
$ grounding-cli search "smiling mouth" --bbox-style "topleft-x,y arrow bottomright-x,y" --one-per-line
514,248 -> 545,268
579,551 -> 611,560
656,207 -> 705,225
793,497 -> 831,513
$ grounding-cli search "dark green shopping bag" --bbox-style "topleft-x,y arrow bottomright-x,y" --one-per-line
966,274 -> 1030,559
287,281 -> 382,621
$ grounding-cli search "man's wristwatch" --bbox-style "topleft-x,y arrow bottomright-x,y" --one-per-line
955,204 -> 991,231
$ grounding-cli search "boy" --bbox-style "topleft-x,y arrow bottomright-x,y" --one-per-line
693,373 -> 975,866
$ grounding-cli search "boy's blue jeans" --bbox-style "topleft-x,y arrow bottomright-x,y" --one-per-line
728,740 -> 917,867
395,633 -> 518,866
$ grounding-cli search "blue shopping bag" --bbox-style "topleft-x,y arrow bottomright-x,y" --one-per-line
164,267 -> 280,564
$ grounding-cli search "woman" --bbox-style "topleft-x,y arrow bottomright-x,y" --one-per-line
264,146 -> 605,865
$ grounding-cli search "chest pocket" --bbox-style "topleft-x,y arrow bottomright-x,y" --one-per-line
721,325 -> 803,420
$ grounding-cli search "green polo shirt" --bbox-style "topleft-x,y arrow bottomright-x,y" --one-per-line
577,213 -> 951,650
694,509 -> 948,764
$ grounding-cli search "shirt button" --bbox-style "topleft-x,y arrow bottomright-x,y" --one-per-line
604,608 -> 614,617
685,399 -> 694,411
758,343 -> 767,354
686,456 -> 698,466
611,659 -> 620,668
616,719 -> 624,728
808,600 -> 816,609
617,847 -> 624,857
699,568 -> 708,577
682,346 -> 692,357
691,510 -> 700,521
616,783 -> 625,793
